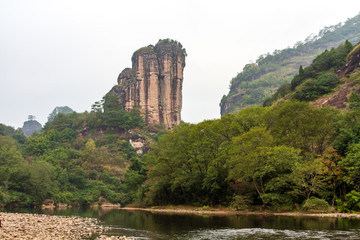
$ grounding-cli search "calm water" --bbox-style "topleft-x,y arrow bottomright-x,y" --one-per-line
4,207 -> 360,239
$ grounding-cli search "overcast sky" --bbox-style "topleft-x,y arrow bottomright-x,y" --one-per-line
1,0 -> 359,128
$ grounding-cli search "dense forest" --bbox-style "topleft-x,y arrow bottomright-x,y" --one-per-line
220,13 -> 360,115
0,94 -> 147,207
140,99 -> 360,212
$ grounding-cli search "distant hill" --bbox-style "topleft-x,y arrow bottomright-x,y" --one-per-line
265,41 -> 360,110
47,106 -> 74,122
220,13 -> 360,115
22,117 -> 42,137
0,123 -> 26,143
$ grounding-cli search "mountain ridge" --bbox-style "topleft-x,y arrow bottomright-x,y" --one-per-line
220,13 -> 360,115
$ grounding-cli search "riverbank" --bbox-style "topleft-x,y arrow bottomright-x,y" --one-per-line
0,212 -> 133,240
123,206 -> 360,219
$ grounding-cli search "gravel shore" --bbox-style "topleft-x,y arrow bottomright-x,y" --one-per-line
0,212 -> 133,240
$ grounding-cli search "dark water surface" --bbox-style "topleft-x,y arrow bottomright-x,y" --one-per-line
4,207 -> 360,239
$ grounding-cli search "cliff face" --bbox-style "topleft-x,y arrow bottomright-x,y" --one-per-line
109,40 -> 186,129
338,43 -> 360,79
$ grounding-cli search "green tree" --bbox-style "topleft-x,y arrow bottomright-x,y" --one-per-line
25,161 -> 57,205
47,106 -> 74,122
228,127 -> 301,207
339,143 -> 360,191
267,101 -> 338,156
290,159 -> 326,201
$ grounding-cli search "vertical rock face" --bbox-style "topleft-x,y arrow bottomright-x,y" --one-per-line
109,40 -> 186,128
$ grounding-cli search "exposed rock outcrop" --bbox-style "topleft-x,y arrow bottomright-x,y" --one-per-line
109,40 -> 186,129
22,119 -> 42,137
313,43 -> 360,109
338,43 -> 360,79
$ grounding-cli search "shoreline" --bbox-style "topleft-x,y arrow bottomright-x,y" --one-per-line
0,212 -> 133,240
122,206 -> 360,219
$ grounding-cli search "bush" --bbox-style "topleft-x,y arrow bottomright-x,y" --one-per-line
302,197 -> 330,212
292,73 -> 339,101
202,205 -> 210,210
230,195 -> 251,211
8,191 -> 34,207
54,191 -> 74,205
336,190 -> 360,213
262,193 -> 294,211
0,187 -> 10,206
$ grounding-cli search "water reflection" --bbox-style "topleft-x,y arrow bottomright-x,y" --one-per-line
4,207 -> 360,239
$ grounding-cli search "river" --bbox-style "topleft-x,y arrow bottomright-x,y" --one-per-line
4,207 -> 360,239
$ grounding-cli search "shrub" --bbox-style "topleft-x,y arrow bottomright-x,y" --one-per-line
262,193 -> 294,211
336,190 -> 360,213
202,205 -> 210,210
230,195 -> 251,211
54,191 -> 74,205
292,73 -> 339,101
302,197 -> 330,212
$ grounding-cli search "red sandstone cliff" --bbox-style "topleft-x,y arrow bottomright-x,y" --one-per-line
109,39 -> 186,129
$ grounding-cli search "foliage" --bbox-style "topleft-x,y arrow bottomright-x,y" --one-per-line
268,41 -> 351,106
339,143 -> 360,191
0,93 -> 145,207
336,190 -> 360,213
302,197 -> 330,212
228,127 -> 300,206
47,106 -> 74,122
133,98 -> 360,211
156,38 -> 187,56
290,159 -> 325,201
291,73 -> 340,101
102,94 -> 144,130
266,101 -> 338,155
230,195 -> 252,211
0,124 -> 26,144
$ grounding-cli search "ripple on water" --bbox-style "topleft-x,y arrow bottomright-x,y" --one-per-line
177,228 -> 360,240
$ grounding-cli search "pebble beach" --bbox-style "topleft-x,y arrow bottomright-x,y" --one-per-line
0,212 -> 133,240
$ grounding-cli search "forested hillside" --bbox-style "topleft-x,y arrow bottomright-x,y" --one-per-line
263,40 -> 357,106
0,94 -> 148,208
220,13 -> 360,115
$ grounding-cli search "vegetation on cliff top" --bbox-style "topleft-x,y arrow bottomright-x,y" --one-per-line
133,38 -> 187,59
156,38 -> 187,57
21,115 -> 42,137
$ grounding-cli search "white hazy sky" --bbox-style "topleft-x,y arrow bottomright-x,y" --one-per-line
1,0 -> 359,128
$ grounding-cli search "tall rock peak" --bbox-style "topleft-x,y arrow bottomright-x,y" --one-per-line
109,39 -> 186,129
